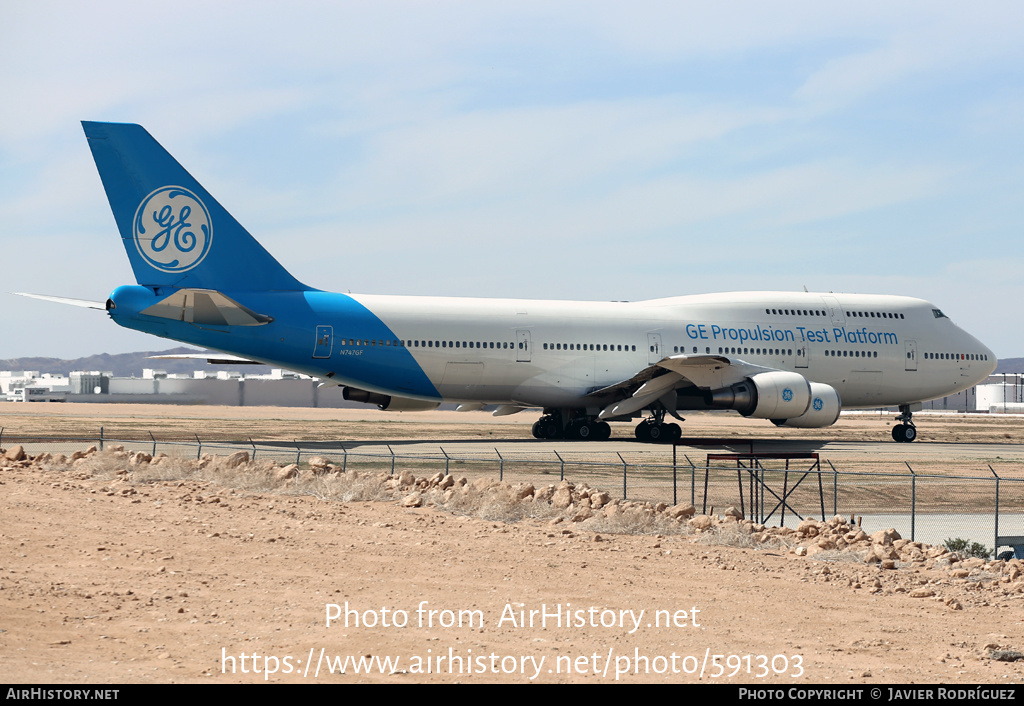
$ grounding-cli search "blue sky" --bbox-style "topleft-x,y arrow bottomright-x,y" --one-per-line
1,1 -> 1021,359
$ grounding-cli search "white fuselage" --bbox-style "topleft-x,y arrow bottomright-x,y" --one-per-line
345,290 -> 995,411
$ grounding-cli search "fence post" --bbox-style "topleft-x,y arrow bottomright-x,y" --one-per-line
341,445 -> 347,473
100,426 -> 104,451
249,437 -> 257,461
441,447 -> 450,476
684,455 -> 695,507
990,465 -> 999,556
495,449 -> 504,483
906,461 -> 916,542
703,460 -> 711,515
1,426 -> 4,449
616,452 -> 627,500
671,446 -> 677,506
149,431 -> 156,456
554,451 -> 565,481
828,460 -> 838,517
387,444 -> 395,475
194,433 -> 202,460
295,441 -> 301,465
672,453 -> 677,507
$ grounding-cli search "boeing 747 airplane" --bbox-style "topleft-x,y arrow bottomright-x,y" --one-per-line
18,122 -> 998,442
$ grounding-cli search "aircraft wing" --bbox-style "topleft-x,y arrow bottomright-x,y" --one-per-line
147,352 -> 267,365
588,354 -> 776,420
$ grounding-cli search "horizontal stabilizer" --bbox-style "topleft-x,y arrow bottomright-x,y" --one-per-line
12,292 -> 107,310
140,289 -> 273,326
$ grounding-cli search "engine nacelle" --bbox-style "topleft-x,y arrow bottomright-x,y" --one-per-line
773,382 -> 841,428
706,371 -> 811,419
343,387 -> 440,412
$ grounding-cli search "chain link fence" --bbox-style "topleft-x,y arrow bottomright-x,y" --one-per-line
3,429 -> 1022,556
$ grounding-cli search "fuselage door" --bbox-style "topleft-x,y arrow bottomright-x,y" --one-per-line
796,343 -> 809,369
905,340 -> 918,371
647,333 -> 663,365
313,325 -> 333,359
516,329 -> 532,363
822,296 -> 846,327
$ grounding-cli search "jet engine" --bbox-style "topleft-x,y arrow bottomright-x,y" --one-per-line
343,387 -> 440,412
772,382 -> 841,428
705,371 -> 811,419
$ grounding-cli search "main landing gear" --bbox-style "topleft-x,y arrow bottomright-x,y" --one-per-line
531,413 -> 611,441
634,409 -> 682,443
891,404 -> 918,443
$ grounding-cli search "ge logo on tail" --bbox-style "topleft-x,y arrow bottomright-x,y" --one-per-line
133,186 -> 212,272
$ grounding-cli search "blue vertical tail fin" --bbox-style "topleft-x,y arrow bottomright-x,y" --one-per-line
82,121 -> 309,292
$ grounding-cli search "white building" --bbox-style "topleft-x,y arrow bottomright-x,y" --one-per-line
976,374 -> 1024,413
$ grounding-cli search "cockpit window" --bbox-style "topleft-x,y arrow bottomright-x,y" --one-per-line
932,309 -> 948,319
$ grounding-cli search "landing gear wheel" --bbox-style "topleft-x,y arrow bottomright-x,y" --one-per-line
635,421 -> 652,442
575,421 -> 594,440
595,421 -> 612,440
533,416 -> 562,439
892,405 -> 918,443
891,424 -> 917,443
635,420 -> 679,443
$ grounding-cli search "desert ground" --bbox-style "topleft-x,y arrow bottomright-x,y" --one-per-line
2,403 -> 1023,684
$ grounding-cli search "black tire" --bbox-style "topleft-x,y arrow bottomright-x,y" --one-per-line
891,425 -> 905,442
532,421 -> 545,439
635,422 -> 651,442
903,425 -> 917,442
596,421 -> 612,440
576,422 -> 593,440
647,423 -> 664,442
667,423 -> 681,441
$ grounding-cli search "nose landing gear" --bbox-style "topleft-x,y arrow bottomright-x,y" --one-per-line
891,404 -> 918,442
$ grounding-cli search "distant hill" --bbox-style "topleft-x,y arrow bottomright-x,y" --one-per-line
995,358 -> 1024,374
0,348 -> 275,378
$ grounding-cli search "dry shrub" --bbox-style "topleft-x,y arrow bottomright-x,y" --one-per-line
37,454 -> 73,472
292,471 -> 394,503
62,449 -> 133,479
694,522 -> 789,550
201,458 -> 283,493
132,456 -> 197,483
429,486 -> 562,523
581,507 -> 692,536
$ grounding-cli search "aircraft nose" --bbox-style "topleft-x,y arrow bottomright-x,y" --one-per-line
964,329 -> 998,377
981,342 -> 998,374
